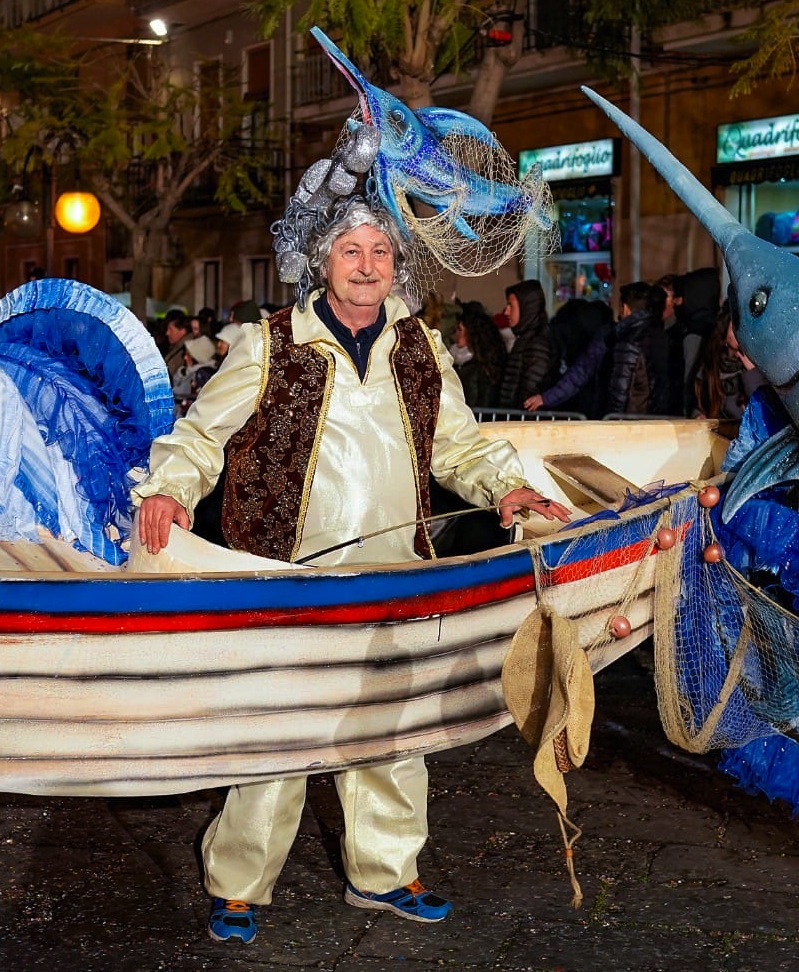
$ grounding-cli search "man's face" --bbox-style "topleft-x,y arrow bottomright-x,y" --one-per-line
325,223 -> 395,320
166,321 -> 187,346
504,293 -> 520,328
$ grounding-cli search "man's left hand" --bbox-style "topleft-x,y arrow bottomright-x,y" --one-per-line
498,487 -> 571,527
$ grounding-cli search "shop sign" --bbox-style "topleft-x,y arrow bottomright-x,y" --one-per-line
519,139 -> 616,182
712,158 -> 799,187
717,114 -> 799,164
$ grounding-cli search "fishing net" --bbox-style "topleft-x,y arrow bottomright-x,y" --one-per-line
653,486 -> 799,755
503,481 -> 706,909
385,123 -> 560,303
333,110 -> 560,309
504,419 -> 799,899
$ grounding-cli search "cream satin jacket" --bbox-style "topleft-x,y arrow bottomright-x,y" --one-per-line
132,292 -> 528,566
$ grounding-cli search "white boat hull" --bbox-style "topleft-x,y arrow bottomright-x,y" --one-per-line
0,419 -> 729,796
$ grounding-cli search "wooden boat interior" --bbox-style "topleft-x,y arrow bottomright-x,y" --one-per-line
480,418 -> 731,540
0,530 -> 117,574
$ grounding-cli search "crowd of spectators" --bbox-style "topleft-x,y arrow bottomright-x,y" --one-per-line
153,300 -> 279,417
435,267 -> 759,426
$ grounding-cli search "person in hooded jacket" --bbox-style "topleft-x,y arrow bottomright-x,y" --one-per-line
675,267 -> 721,417
171,335 -> 219,417
497,279 -> 555,409
606,281 -> 669,416
525,298 -> 612,418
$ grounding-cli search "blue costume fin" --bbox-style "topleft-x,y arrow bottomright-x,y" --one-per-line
722,425 -> 799,522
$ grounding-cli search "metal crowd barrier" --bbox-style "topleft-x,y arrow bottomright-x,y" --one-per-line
472,407 -> 587,422
601,413 -> 686,420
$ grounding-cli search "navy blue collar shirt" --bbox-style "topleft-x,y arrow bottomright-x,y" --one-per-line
314,291 -> 388,382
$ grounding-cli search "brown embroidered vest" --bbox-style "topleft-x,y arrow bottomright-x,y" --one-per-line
221,306 -> 442,562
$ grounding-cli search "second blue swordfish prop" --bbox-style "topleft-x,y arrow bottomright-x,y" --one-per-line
273,28 -> 558,309
581,86 -> 799,522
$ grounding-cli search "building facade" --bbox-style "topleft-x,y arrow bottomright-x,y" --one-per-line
0,1 -> 795,320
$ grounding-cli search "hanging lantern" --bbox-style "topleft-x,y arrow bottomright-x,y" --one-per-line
54,191 -> 101,234
4,199 -> 43,238
482,9 -> 522,47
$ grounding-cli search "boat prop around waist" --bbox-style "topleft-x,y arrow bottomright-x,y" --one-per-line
581,86 -> 799,522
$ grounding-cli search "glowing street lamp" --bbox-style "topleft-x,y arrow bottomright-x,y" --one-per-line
88,20 -> 170,46
54,190 -> 101,234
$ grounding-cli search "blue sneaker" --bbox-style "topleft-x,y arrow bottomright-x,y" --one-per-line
344,879 -> 453,922
207,898 -> 258,943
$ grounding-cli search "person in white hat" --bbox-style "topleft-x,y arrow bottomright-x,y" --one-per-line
214,323 -> 242,361
171,334 -> 218,415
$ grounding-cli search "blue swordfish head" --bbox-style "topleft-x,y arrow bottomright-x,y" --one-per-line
311,26 -> 548,241
581,86 -> 799,521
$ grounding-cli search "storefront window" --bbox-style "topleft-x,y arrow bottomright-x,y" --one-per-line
751,182 -> 799,248
557,195 -> 612,253
715,114 -> 799,252
519,140 -> 618,312
722,180 -> 799,250
542,192 -> 614,308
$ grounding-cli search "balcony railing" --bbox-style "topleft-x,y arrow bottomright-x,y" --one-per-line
294,49 -> 353,109
290,5 -> 591,107
0,0 -> 79,29
525,0 -> 591,52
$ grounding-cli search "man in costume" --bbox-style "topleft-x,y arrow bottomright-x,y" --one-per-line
134,195 -> 569,942
134,28 -> 567,944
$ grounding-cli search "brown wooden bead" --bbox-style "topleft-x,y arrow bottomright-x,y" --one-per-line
698,485 -> 721,508
610,615 -> 631,638
656,527 -> 676,550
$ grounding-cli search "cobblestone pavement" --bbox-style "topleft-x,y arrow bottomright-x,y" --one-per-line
1,649 -> 797,972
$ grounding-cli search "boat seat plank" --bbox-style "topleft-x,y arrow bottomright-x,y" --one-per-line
0,535 -> 116,573
0,540 -> 69,572
543,454 -> 637,509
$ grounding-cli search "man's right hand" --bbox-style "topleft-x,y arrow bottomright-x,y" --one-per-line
138,494 -> 191,555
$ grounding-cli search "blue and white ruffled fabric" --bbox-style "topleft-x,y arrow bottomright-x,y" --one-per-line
0,279 -> 173,564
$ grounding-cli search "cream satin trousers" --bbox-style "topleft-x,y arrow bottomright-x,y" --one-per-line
201,757 -> 429,905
